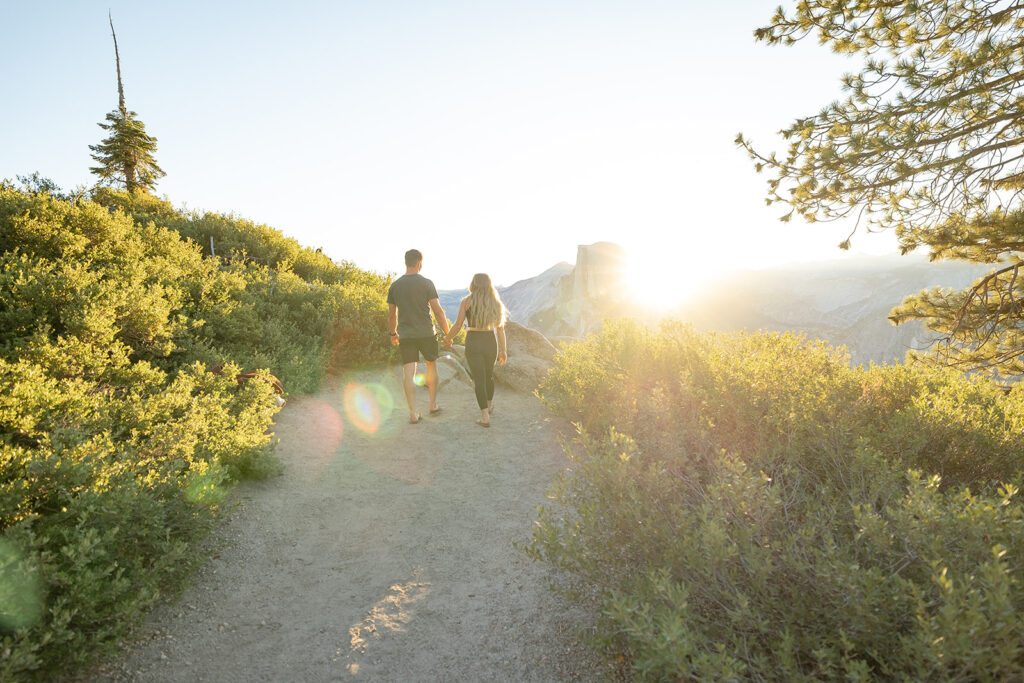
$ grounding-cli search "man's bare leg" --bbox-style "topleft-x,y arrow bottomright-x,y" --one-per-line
403,362 -> 419,422
425,360 -> 439,413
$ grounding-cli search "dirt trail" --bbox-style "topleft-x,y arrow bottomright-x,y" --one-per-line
93,367 -> 603,682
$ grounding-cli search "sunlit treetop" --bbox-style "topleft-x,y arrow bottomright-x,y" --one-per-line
89,110 -> 165,194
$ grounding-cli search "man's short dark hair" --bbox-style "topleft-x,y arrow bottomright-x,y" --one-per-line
405,249 -> 423,267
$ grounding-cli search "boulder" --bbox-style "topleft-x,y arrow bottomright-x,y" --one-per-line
503,321 -> 558,362
440,324 -> 557,394
494,322 -> 557,393
494,354 -> 554,394
436,351 -> 471,389
444,344 -> 468,371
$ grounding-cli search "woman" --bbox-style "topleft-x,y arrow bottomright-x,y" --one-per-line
444,273 -> 508,427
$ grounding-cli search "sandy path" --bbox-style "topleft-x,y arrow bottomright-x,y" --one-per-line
92,367 -> 603,682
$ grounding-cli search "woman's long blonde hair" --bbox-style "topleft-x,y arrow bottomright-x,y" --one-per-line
464,273 -> 507,329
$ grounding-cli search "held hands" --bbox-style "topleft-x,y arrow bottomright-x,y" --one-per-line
390,333 -> 400,347
498,351 -> 507,366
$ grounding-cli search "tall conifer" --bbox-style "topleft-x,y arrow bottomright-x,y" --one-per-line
89,13 -> 164,194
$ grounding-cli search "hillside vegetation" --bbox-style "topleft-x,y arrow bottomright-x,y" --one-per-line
531,320 -> 1024,680
0,184 -> 389,679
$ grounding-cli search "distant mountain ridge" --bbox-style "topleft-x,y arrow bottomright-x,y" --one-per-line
678,254 -> 987,366
437,262 -> 574,322
443,245 -> 992,367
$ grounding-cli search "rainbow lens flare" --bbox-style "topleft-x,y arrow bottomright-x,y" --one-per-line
367,383 -> 395,421
345,383 -> 383,434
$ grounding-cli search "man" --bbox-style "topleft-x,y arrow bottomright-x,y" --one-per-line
387,249 -> 451,424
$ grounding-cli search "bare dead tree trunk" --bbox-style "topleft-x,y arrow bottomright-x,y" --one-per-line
108,11 -> 136,192
109,11 -> 126,116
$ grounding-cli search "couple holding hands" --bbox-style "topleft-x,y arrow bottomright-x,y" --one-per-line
387,249 -> 508,427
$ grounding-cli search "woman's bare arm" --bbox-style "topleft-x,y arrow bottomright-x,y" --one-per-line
496,325 -> 507,364
444,299 -> 468,347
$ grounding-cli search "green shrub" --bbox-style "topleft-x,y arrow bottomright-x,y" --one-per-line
530,319 -> 1024,680
92,187 -> 387,289
0,185 -> 388,679
86,188 -> 392,391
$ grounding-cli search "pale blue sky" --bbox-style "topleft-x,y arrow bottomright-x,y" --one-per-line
2,1 -> 897,295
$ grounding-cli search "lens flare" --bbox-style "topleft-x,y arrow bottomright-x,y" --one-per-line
366,383 -> 395,423
345,383 -> 382,433
0,538 -> 44,630
184,461 -> 227,506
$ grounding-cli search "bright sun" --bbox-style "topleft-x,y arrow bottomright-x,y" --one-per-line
624,252 -> 719,312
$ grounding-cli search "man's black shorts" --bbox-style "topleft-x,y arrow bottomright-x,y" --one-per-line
399,336 -> 439,364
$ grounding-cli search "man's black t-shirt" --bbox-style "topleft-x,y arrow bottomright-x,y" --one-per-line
387,273 -> 438,338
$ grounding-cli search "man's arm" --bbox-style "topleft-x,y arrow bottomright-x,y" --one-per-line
443,299 -> 468,348
428,298 -> 450,337
388,303 -> 399,346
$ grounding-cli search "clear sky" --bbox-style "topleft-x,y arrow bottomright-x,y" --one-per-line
2,0 -> 898,296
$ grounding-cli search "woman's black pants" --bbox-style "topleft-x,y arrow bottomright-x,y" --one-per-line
464,330 -> 497,410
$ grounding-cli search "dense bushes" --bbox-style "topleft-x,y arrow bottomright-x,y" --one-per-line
531,319 -> 1024,680
92,187 -> 383,290
0,185 -> 389,679
86,187 -> 392,391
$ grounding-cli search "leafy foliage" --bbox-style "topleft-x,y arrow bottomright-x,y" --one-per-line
0,184 -> 389,679
738,1 -> 1024,375
89,111 -> 165,194
86,187 -> 393,391
531,319 -> 1024,680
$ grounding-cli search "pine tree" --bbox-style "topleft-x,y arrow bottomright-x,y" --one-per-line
737,1 -> 1024,376
89,13 -> 164,194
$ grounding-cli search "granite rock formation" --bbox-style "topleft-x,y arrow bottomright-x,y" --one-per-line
439,242 -> 628,338
447,247 -> 993,367
441,244 -> 993,369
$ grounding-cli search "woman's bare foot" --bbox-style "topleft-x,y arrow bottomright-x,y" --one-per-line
409,413 -> 421,424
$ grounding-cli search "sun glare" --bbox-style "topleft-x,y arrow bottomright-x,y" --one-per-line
624,253 -> 719,312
